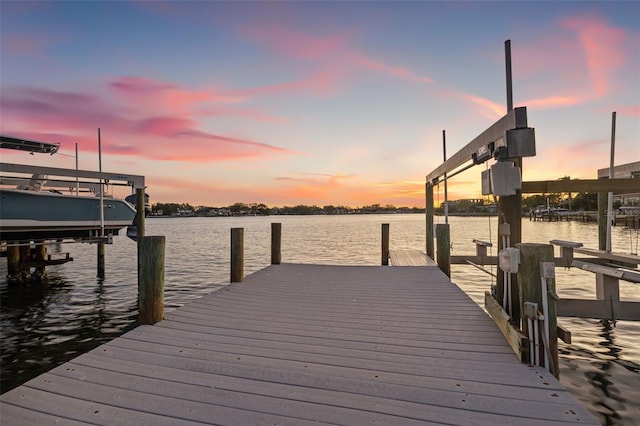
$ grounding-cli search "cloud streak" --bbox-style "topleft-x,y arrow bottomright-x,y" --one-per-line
0,83 -> 293,161
561,15 -> 627,97
241,24 -> 433,86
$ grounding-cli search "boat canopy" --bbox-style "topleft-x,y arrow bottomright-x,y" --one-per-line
1,135 -> 60,155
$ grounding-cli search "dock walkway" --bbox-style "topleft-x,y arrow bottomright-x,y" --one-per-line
1,264 -> 597,425
389,249 -> 437,266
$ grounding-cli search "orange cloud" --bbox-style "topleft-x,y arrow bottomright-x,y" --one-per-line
461,93 -> 505,120
522,95 -> 584,109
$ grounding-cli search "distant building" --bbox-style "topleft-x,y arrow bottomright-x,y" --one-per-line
598,161 -> 640,206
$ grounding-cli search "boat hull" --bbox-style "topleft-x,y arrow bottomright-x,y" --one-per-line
0,189 -> 137,241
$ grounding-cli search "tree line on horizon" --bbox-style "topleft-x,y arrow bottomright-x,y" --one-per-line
151,192 -> 609,217
151,202 -> 425,216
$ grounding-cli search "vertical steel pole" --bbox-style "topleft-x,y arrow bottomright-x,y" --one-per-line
75,143 -> 79,195
505,40 -> 513,112
98,128 -> 104,237
606,111 -> 616,252
442,130 -> 448,225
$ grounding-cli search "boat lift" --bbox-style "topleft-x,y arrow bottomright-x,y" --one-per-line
1,135 -> 146,282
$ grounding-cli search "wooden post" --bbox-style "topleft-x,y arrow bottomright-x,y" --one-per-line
19,244 -> 30,275
596,273 -> 620,322
34,242 -> 46,278
426,182 -> 434,260
231,228 -> 244,282
136,187 -> 146,240
97,242 -> 105,278
436,223 -> 450,277
382,223 -> 390,265
7,244 -> 20,276
516,243 -> 558,377
597,191 -> 607,250
135,187 -> 146,291
138,236 -> 165,325
497,176 -> 522,326
271,223 -> 281,265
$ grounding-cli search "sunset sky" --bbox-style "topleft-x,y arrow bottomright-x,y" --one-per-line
1,1 -> 638,207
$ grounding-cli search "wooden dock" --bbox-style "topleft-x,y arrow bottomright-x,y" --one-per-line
0,263 -> 597,425
389,249 -> 437,266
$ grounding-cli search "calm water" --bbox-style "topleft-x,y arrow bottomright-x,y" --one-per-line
1,214 -> 638,424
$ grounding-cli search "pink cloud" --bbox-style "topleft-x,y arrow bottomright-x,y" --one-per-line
352,55 -> 433,83
197,106 -> 289,124
561,15 -> 627,98
240,25 -> 433,86
2,34 -> 48,56
512,13 -> 634,111
220,70 -> 343,100
616,105 -> 640,117
133,116 -> 196,137
0,84 -> 293,162
109,77 -> 215,114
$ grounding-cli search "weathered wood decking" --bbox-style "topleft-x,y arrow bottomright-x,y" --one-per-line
389,249 -> 437,266
1,264 -> 597,425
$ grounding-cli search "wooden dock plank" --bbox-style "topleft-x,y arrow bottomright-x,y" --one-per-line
51,357 -> 577,426
389,249 -> 437,266
1,264 -> 598,425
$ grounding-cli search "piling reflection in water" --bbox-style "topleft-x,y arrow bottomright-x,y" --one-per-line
0,215 -> 638,424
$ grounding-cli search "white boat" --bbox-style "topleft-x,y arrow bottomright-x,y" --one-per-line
0,135 -> 138,242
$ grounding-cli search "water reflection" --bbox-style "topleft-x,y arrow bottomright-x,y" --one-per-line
0,270 -> 138,393
559,318 -> 639,426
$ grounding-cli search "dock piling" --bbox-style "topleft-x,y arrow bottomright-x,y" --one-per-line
33,242 -> 46,278
271,223 -> 281,265
517,243 -> 558,377
97,242 -> 105,278
425,183 -> 434,259
381,223 -> 389,265
7,244 -> 20,276
436,224 -> 451,277
231,228 -> 244,282
138,235 -> 165,325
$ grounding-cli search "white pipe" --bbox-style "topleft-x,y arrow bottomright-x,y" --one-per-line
540,276 -> 550,370
502,235 -> 508,310
506,233 -> 512,315
606,111 -> 616,252
533,317 -> 540,366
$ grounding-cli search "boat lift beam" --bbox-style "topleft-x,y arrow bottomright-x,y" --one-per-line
426,106 -> 529,184
0,162 -> 145,189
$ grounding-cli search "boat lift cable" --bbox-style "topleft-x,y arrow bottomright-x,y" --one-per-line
465,260 -> 497,278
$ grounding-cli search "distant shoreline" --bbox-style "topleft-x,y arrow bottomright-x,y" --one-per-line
147,211 -> 508,218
